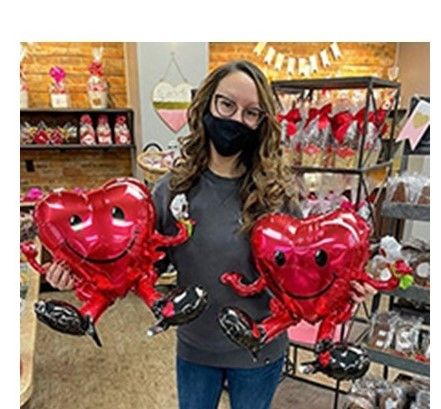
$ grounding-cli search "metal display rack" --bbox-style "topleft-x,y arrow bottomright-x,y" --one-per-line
272,77 -> 401,409
366,95 -> 430,381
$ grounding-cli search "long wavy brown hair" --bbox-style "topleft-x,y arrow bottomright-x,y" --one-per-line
169,60 -> 298,232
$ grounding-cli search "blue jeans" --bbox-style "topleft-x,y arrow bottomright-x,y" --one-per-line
176,356 -> 284,409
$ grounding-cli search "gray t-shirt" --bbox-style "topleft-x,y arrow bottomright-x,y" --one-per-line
152,168 -> 301,368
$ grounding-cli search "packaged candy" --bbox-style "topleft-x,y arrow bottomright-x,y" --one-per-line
368,311 -> 399,350
96,114 -> 112,144
331,110 -> 358,169
87,47 -> 108,109
33,121 -> 51,145
393,315 -> 423,356
378,384 -> 407,409
20,122 -> 36,144
61,122 -> 79,144
301,103 -> 332,167
79,114 -> 96,145
49,66 -> 70,108
114,115 -> 132,144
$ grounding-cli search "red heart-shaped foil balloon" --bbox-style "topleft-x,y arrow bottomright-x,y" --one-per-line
34,178 -> 155,293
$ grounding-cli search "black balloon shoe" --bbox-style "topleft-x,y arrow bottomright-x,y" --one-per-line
218,307 -> 266,360
147,285 -> 208,336
34,300 -> 102,347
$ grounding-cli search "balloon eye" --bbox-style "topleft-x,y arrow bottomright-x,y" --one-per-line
69,215 -> 82,226
112,207 -> 125,220
315,250 -> 328,267
274,251 -> 286,266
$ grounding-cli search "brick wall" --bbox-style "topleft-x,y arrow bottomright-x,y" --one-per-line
20,42 -> 132,194
21,149 -> 132,193
209,42 -> 396,80
21,42 -> 127,108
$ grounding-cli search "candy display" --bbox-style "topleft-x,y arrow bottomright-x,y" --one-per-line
96,114 -> 112,144
344,375 -> 429,409
275,88 -> 394,169
87,47 -> 108,109
21,121 -> 78,145
20,178 -> 207,346
385,174 -> 430,205
218,204 -> 412,380
49,66 -> 70,108
367,311 -> 429,363
114,115 -> 132,144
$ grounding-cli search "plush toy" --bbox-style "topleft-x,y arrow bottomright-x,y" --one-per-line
20,178 -> 207,346
218,204 -> 412,380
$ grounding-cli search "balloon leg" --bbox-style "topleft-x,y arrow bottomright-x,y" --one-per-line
34,294 -> 112,347
135,275 -> 208,336
218,305 -> 295,360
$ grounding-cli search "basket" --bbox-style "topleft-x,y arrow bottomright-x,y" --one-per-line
137,143 -> 175,186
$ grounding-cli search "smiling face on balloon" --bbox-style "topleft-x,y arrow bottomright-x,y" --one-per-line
34,179 -> 156,273
250,210 -> 370,301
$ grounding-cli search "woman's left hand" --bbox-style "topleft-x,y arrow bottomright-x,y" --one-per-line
350,281 -> 378,304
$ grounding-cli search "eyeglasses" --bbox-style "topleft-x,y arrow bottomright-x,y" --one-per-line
213,94 -> 267,130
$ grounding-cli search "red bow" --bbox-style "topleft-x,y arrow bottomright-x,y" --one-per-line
305,103 -> 332,130
331,111 -> 354,144
89,61 -> 104,77
276,108 -> 302,138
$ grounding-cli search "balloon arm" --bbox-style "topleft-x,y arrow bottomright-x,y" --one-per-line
220,272 -> 267,296
20,241 -> 46,275
154,220 -> 190,248
362,274 -> 399,292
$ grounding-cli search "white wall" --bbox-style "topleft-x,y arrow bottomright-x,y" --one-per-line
136,42 -> 208,150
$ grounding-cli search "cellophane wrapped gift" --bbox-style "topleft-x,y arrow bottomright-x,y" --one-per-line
79,114 -> 96,145
114,115 -> 132,144
276,108 -> 303,166
87,47 -> 108,109
300,104 -> 332,167
20,122 -> 35,144
331,110 -> 358,168
49,66 -> 70,108
61,122 -> 79,144
355,108 -> 385,168
96,114 -> 112,144
33,121 -> 51,145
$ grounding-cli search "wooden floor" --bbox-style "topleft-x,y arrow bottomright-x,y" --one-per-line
25,291 -> 399,409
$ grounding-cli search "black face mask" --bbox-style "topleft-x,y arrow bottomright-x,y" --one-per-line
203,112 -> 259,157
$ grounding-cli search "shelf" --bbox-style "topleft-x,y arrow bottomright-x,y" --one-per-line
292,161 -> 392,175
21,108 -> 133,114
383,285 -> 430,305
272,77 -> 400,91
364,344 -> 429,377
381,203 -> 430,221
403,140 -> 430,156
21,144 -> 135,151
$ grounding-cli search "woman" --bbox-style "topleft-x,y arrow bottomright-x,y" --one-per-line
46,60 -> 375,409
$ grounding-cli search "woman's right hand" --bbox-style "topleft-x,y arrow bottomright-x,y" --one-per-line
44,261 -> 75,291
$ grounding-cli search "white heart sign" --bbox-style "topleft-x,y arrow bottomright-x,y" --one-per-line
152,81 -> 193,133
